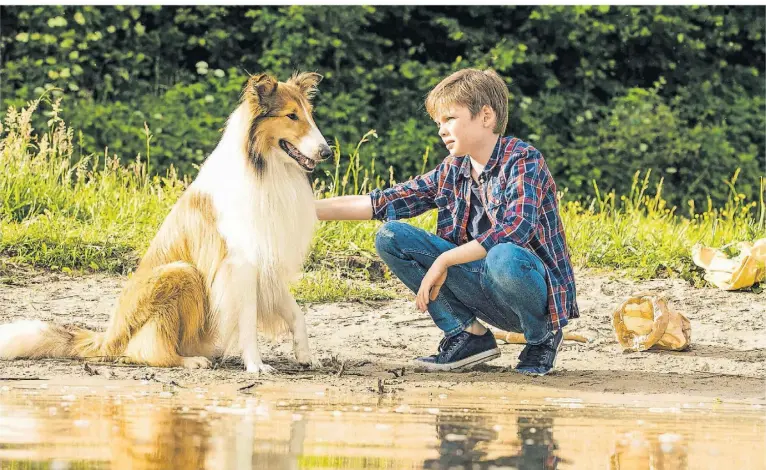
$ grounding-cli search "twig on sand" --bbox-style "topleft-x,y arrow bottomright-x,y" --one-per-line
238,383 -> 257,393
493,331 -> 589,344
46,294 -> 81,301
81,362 -> 141,369
393,317 -> 432,326
0,377 -> 44,381
83,363 -> 99,376
336,360 -> 347,378
386,367 -> 406,378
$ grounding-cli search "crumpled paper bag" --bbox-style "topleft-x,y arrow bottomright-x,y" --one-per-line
692,238 -> 766,291
612,292 -> 691,352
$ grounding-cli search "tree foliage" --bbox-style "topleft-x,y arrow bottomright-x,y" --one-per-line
1,5 -> 763,211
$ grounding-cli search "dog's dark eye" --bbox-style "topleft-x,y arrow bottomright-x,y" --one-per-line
287,113 -> 299,121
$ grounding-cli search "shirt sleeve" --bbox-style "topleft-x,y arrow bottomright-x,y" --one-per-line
368,161 -> 445,221
475,149 -> 544,252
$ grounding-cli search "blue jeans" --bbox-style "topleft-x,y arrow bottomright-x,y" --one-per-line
374,221 -> 552,345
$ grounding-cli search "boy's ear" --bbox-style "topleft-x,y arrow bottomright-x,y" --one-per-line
481,105 -> 496,128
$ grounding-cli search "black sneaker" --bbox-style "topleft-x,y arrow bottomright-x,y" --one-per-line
514,329 -> 564,376
414,330 -> 501,371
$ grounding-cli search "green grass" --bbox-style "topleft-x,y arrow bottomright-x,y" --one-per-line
1,96 -> 764,301
562,169 -> 765,282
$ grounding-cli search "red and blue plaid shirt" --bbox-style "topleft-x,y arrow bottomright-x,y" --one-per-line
369,136 -> 579,330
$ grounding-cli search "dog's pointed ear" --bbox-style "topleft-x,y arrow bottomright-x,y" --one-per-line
246,73 -> 278,114
288,72 -> 322,100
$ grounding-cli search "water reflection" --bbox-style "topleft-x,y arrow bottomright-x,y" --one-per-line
0,382 -> 762,470
424,412 -> 499,468
512,417 -> 561,470
110,405 -> 209,470
609,430 -> 688,470
424,415 -> 563,470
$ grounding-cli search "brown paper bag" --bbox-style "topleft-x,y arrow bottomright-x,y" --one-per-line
612,292 -> 691,352
692,238 -> 766,291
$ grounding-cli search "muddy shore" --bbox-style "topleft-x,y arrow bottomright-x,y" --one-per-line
1,267 -> 763,404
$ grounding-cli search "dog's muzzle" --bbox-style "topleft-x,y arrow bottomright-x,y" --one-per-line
279,140 -> 318,172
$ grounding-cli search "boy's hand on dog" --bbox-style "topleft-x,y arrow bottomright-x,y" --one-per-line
417,258 -> 449,312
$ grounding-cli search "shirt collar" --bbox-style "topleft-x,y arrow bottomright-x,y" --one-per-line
459,136 -> 503,178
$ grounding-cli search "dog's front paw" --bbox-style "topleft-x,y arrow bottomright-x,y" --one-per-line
296,356 -> 322,370
245,362 -> 276,375
294,348 -> 322,369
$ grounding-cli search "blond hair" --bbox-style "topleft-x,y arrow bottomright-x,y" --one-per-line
425,68 -> 509,134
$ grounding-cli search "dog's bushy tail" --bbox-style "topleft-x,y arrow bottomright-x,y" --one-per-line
0,320 -> 105,360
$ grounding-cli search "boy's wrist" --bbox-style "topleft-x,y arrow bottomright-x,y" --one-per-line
436,253 -> 455,268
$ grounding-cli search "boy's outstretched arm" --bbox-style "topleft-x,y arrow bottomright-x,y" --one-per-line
315,159 -> 443,222
315,195 -> 373,221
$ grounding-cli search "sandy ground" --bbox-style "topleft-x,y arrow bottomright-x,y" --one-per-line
0,265 -> 764,404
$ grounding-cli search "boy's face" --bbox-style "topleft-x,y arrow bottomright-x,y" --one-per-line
434,104 -> 494,158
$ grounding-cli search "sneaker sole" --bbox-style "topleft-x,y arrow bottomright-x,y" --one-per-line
415,348 -> 502,372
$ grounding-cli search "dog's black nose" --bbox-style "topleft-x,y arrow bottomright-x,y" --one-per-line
319,146 -> 333,161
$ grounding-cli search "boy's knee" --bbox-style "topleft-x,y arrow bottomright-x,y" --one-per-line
486,243 -> 542,280
486,243 -> 520,270
374,221 -> 407,255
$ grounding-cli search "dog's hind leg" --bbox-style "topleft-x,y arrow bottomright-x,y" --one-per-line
109,262 -> 211,369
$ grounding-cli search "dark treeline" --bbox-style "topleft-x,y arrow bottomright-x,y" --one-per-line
1,5 -> 764,211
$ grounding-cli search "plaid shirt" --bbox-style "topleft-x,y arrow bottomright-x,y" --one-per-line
369,136 -> 579,330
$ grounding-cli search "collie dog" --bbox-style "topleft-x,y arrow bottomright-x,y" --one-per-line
0,72 -> 331,374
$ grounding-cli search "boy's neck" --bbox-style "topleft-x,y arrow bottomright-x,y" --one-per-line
467,133 -> 500,167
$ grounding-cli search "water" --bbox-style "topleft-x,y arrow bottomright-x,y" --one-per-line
0,379 -> 763,469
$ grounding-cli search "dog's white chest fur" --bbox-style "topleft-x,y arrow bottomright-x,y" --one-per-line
191,106 -> 317,280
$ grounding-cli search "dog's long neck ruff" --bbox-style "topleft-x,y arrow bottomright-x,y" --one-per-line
191,104 -> 317,280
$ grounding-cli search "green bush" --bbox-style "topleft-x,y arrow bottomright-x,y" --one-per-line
2,5 -> 763,213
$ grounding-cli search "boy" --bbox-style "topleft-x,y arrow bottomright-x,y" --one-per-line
315,68 -> 579,376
